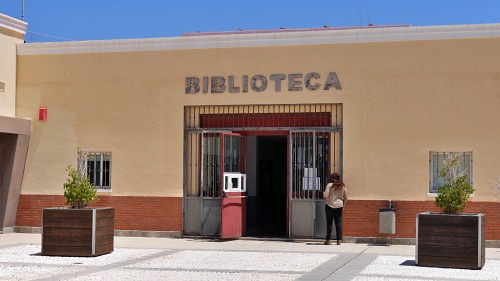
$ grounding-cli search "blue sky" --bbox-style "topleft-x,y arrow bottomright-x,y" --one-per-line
1,0 -> 500,42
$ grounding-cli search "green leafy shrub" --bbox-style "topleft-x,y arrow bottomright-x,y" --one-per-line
63,148 -> 98,209
435,153 -> 474,214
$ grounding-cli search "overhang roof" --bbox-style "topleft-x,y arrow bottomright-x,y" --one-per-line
17,23 -> 500,55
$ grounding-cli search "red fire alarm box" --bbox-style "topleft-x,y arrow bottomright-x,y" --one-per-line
39,107 -> 47,121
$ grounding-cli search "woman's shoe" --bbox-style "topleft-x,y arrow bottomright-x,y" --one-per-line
324,240 -> 331,245
337,240 -> 342,245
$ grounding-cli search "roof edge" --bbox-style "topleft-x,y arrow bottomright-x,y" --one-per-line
17,23 -> 500,56
0,13 -> 28,35
182,24 -> 412,36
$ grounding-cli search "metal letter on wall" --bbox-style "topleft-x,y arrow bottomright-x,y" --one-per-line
250,75 -> 267,92
211,77 -> 226,94
185,77 -> 200,94
324,72 -> 342,90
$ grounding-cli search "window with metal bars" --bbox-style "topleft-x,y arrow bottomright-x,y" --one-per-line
429,151 -> 472,193
85,152 -> 111,190
291,132 -> 330,199
202,135 -> 220,197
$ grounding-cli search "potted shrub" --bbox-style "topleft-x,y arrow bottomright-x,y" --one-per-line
41,148 -> 115,257
416,152 -> 485,269
63,163 -> 98,209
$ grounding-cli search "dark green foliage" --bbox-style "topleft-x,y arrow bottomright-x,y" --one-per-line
63,164 -> 98,209
435,153 -> 474,214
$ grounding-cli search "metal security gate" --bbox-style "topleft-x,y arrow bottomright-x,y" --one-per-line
184,131 -> 224,236
183,104 -> 343,238
290,129 -> 342,238
183,131 -> 246,237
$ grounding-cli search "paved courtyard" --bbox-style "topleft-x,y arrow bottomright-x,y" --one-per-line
1,233 -> 500,280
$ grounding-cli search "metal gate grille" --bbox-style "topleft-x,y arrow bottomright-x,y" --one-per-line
184,104 -> 342,237
185,104 -> 342,130
185,103 -> 343,199
185,132 -> 200,198
291,131 -> 338,200
289,129 -> 342,238
291,130 -> 342,199
185,132 -> 222,198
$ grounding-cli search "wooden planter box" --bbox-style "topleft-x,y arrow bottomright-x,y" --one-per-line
42,207 -> 115,257
416,212 -> 485,269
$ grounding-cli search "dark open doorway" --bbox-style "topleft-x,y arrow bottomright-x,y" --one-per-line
246,135 -> 287,237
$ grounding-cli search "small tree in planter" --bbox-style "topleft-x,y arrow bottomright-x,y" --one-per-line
416,152 -> 485,270
435,153 -> 474,214
63,164 -> 97,209
42,148 -> 114,257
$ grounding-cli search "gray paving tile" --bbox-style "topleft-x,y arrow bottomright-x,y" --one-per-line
297,253 -> 358,281
323,253 -> 379,281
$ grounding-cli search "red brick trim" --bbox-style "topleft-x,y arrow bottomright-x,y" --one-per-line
343,200 -> 500,240
17,195 -> 500,240
15,194 -> 182,231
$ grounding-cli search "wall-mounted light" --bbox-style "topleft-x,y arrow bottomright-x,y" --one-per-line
39,107 -> 47,121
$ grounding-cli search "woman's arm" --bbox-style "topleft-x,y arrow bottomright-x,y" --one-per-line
323,184 -> 330,199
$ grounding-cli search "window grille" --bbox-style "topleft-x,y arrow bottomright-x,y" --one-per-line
291,131 -> 337,200
184,104 -> 342,200
429,151 -> 472,193
185,132 -> 201,197
185,104 -> 342,130
85,152 -> 111,190
202,134 -> 221,198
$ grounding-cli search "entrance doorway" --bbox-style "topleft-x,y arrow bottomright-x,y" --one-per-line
0,117 -> 31,232
246,136 -> 287,237
183,104 -> 343,239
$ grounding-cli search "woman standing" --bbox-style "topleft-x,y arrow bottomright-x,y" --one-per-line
323,173 -> 348,245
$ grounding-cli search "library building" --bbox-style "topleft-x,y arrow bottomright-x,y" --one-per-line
1,12 -> 500,243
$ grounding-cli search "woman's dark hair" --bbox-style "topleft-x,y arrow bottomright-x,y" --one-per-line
328,173 -> 345,189
328,173 -> 342,183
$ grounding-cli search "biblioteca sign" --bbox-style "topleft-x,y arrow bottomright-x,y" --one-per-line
185,72 -> 341,94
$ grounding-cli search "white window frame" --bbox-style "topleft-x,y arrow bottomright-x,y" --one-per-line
429,151 -> 472,194
83,152 -> 112,190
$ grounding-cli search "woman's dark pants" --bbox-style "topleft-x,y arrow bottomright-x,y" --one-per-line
325,205 -> 343,240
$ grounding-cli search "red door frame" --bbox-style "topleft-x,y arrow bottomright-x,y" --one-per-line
220,132 -> 247,239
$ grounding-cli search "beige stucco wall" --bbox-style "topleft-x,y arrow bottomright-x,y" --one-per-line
15,26 -> 500,201
0,14 -> 26,117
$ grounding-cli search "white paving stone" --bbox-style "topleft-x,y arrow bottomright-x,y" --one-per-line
4,243 -> 500,281
129,250 -> 334,272
0,245 -> 163,266
360,255 -> 500,280
0,264 -> 84,281
352,278 -> 423,281
66,268 -> 301,281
